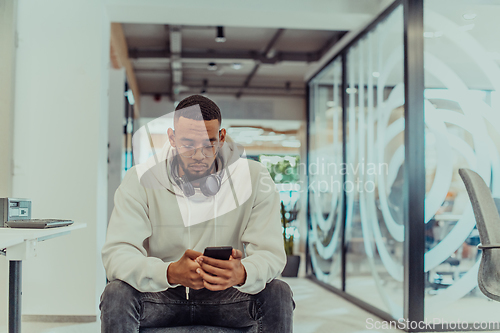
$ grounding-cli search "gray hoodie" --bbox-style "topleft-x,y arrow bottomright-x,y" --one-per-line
101,137 -> 286,294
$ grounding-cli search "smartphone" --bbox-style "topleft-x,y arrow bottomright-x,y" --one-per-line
203,246 -> 233,260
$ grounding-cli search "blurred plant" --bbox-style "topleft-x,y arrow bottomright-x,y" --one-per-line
281,201 -> 294,255
262,156 -> 300,184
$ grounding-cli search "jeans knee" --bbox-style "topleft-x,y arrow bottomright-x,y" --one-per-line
268,279 -> 293,298
259,279 -> 294,309
100,280 -> 141,312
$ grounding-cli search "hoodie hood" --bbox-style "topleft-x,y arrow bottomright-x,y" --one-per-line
136,135 -> 253,229
137,135 -> 246,192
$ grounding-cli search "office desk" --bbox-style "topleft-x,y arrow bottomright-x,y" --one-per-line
0,223 -> 86,333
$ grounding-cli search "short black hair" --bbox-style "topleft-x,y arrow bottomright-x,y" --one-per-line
174,95 -> 221,127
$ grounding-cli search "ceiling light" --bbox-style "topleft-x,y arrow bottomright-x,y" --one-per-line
463,13 -> 477,20
282,140 -> 301,148
238,129 -> 264,137
216,26 -> 226,43
232,63 -> 242,70
207,62 -> 217,71
266,49 -> 276,59
234,137 -> 253,144
254,135 -> 285,141
372,72 -> 380,78
346,88 -> 358,94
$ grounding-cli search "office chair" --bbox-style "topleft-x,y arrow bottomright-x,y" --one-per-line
458,168 -> 500,301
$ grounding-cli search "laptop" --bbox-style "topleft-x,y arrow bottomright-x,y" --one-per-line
6,219 -> 74,229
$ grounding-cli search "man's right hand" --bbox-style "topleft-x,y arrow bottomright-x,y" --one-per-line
167,249 -> 204,289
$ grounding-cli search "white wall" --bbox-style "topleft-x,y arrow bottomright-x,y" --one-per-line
108,69 -> 126,221
8,0 -> 109,319
140,94 -> 306,121
0,0 -> 16,197
0,0 -> 17,325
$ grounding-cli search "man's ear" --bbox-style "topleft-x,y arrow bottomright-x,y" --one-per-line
167,128 -> 176,147
219,128 -> 226,144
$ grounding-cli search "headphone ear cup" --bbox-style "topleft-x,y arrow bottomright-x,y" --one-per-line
180,175 -> 195,197
200,174 -> 221,197
171,156 -> 195,197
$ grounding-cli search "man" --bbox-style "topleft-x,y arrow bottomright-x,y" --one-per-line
100,95 -> 294,332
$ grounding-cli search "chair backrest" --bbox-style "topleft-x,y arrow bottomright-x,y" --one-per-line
458,168 -> 500,246
459,168 -> 500,301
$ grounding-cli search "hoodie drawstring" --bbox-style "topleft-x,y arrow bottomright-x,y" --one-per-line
186,197 -> 191,300
214,193 -> 218,247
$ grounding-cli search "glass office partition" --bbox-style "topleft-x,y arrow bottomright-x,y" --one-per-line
308,58 -> 344,289
344,6 -> 405,318
308,0 -> 500,328
423,0 -> 500,324
307,2 -> 406,320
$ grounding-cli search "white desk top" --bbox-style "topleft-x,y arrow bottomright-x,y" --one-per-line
0,222 -> 87,248
0,235 -> 25,249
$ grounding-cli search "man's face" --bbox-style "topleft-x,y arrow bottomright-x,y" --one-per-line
168,117 -> 226,181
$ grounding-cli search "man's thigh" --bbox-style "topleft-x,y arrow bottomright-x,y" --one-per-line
140,286 -> 257,329
139,287 -> 192,328
190,287 -> 256,328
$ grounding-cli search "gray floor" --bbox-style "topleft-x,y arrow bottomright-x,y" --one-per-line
0,277 -> 405,333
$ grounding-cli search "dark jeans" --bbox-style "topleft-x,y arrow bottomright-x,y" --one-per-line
99,279 -> 295,332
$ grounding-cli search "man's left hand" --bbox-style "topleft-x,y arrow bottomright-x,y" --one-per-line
195,249 -> 247,291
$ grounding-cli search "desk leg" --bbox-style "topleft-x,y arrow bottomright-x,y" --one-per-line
9,261 -> 21,333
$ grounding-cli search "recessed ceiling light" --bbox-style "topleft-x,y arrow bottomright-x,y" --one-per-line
372,72 -> 380,78
346,88 -> 358,94
207,62 -> 217,71
216,26 -> 226,43
463,13 -> 477,20
232,63 -> 242,70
